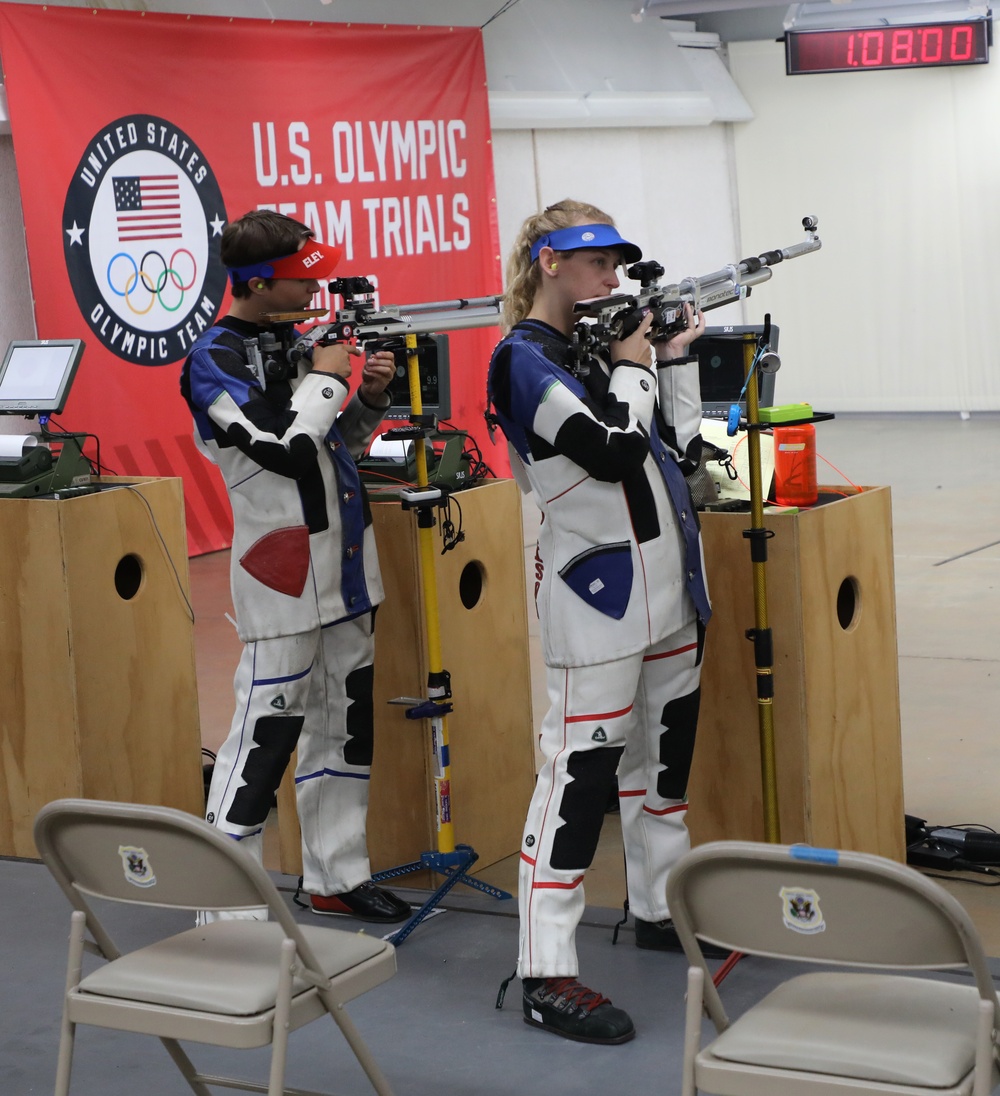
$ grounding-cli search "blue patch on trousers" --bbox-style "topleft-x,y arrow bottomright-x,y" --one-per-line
558,541 -> 632,620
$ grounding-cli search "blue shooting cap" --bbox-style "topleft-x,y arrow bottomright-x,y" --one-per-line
529,223 -> 642,265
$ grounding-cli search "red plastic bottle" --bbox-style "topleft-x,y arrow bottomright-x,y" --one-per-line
773,424 -> 818,507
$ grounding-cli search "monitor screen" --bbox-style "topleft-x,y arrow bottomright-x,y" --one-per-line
0,339 -> 85,415
695,325 -> 777,416
368,333 -> 452,422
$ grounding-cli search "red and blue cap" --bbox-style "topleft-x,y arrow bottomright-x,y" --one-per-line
227,240 -> 343,286
529,223 -> 642,264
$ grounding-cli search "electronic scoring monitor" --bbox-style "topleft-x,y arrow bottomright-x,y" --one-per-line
0,339 -> 86,416
369,333 -> 452,422
695,325 -> 777,417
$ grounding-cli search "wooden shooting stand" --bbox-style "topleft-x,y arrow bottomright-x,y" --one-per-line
0,478 -> 204,857
688,486 -> 906,861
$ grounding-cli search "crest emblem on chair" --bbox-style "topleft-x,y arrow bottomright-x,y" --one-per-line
118,845 -> 157,888
779,886 -> 825,933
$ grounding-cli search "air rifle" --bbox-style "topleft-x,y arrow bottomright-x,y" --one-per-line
259,277 -> 502,374
571,215 -> 821,354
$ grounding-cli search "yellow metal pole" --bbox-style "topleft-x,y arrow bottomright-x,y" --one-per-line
742,335 -> 780,843
405,331 -> 456,855
407,333 -> 430,486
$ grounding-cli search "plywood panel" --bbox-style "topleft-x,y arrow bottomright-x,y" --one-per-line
62,480 -> 203,809
0,479 -> 204,858
0,499 -> 83,855
688,487 -> 905,861
796,487 -> 903,854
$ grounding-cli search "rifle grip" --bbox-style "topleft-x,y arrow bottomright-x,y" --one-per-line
616,306 -> 646,340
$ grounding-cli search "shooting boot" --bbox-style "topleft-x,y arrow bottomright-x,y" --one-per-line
635,917 -> 731,959
522,977 -> 635,1044
310,881 -> 410,923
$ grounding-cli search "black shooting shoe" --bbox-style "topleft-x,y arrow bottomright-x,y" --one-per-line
310,880 -> 411,923
522,977 -> 635,1044
634,917 -> 731,959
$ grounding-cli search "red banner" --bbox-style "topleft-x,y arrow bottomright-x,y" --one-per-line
0,4 -> 502,553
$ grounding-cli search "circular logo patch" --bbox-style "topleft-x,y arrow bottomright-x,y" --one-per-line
581,231 -> 595,242
63,114 -> 228,367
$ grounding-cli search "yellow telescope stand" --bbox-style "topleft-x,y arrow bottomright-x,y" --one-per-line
739,330 -> 781,845
735,319 -> 834,845
372,332 -> 511,944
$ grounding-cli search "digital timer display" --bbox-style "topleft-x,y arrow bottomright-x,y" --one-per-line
786,19 -> 990,75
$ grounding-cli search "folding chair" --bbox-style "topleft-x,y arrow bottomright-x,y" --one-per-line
666,840 -> 1000,1096
34,798 -> 397,1096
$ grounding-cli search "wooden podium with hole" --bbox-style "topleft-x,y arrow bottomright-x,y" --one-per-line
0,477 -> 204,857
687,486 -> 906,861
276,477 -> 536,883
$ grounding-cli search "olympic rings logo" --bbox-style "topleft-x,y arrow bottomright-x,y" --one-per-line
106,248 -> 198,315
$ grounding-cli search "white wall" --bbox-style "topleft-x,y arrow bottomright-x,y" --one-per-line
491,125 -> 742,289
728,37 -> 1000,412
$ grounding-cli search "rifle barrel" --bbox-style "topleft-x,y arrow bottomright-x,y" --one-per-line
778,236 -> 823,261
354,306 -> 502,342
389,295 -> 502,316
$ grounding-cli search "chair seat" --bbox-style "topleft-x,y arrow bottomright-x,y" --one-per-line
708,971 -> 982,1088
78,921 -> 391,1016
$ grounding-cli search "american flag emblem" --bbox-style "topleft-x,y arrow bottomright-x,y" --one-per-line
113,175 -> 182,242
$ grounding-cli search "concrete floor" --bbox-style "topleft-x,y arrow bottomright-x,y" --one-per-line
189,411 -> 1000,955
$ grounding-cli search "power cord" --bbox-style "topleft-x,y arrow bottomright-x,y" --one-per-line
121,484 -> 195,623
905,814 -> 1000,886
44,415 -> 111,476
439,491 -> 465,553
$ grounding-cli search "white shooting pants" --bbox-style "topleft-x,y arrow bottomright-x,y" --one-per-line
204,612 -> 376,918
518,620 -> 702,978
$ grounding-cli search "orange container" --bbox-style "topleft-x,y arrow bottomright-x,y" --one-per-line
773,424 -> 818,507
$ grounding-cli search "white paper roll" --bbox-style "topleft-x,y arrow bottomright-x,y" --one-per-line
0,434 -> 41,459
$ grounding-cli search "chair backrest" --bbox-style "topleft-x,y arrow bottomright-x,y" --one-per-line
35,798 -> 289,921
666,841 -> 998,1005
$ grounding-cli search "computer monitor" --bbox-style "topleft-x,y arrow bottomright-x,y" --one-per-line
696,325 -> 777,416
369,333 -> 452,422
0,339 -> 85,416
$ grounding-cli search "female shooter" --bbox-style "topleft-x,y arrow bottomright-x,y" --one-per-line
487,199 -> 710,1044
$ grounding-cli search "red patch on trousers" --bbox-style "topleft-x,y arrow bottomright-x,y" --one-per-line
239,526 -> 310,597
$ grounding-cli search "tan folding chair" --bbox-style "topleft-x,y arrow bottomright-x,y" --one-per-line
34,798 -> 397,1096
666,840 -> 1000,1096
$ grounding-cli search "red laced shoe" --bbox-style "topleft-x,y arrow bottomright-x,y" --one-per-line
522,977 -> 635,1044
309,881 -> 410,923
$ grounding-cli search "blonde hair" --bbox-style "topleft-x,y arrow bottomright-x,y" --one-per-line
501,198 -> 617,333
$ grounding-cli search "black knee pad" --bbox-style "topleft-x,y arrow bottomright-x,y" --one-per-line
228,714 -> 304,826
343,662 -> 375,767
656,688 -> 701,801
549,745 -> 624,871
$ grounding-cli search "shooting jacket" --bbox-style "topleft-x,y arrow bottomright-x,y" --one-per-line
488,319 -> 710,668
181,316 -> 387,642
